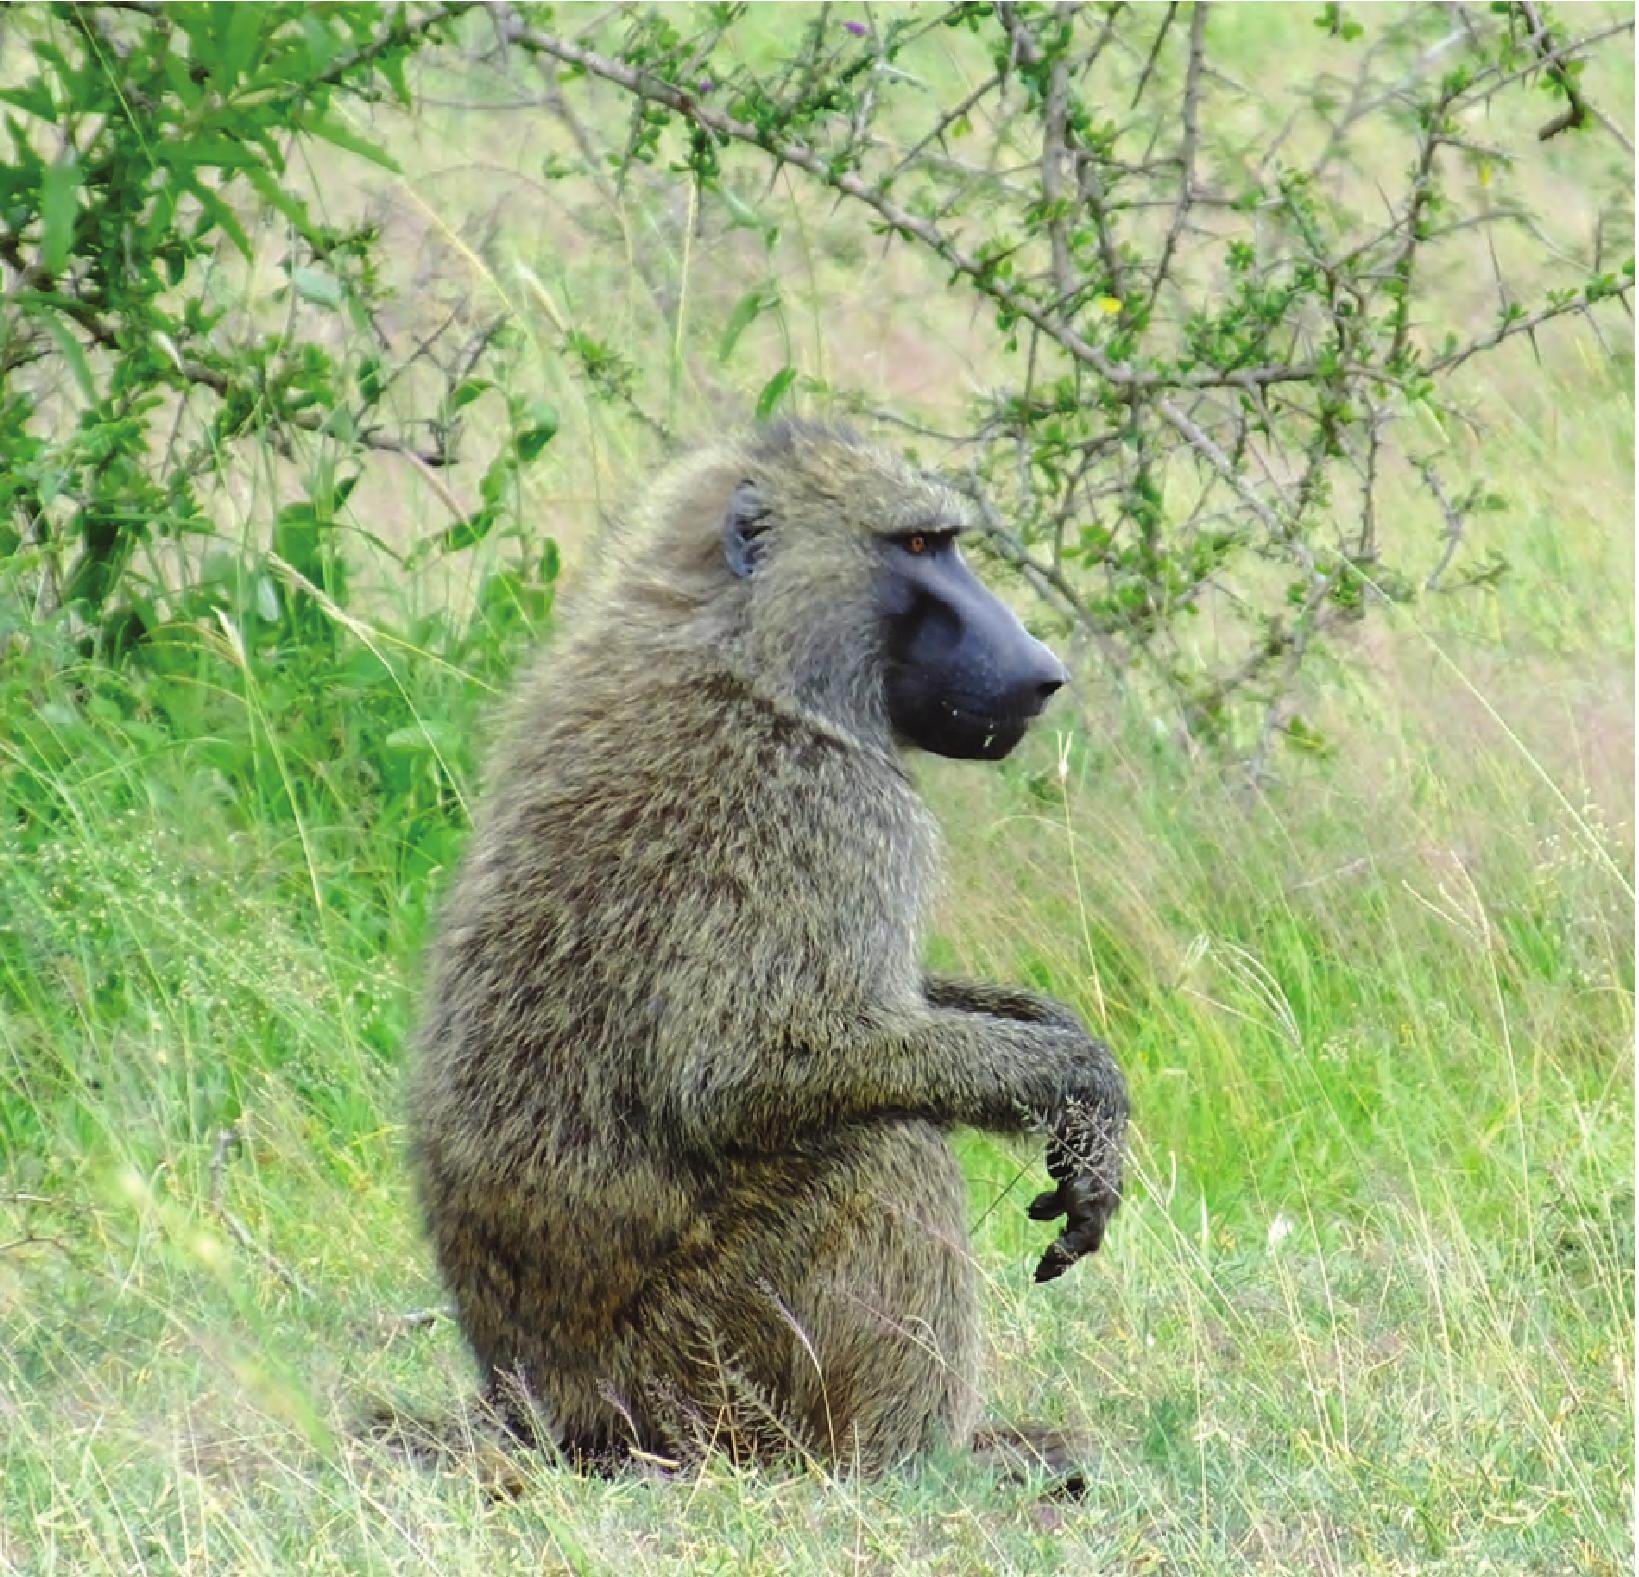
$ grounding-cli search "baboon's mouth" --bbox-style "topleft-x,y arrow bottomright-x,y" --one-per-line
886,677 -> 1051,761
935,700 -> 1037,760
941,698 -> 1047,730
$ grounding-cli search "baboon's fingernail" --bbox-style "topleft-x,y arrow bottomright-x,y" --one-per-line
1027,1187 -> 1064,1220
1034,1250 -> 1069,1283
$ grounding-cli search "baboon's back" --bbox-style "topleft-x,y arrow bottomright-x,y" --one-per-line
409,637 -> 936,1385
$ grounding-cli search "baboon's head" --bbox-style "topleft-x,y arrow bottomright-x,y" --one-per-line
630,423 -> 1068,760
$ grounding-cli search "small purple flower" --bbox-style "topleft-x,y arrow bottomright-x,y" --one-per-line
698,77 -> 716,94
842,19 -> 868,37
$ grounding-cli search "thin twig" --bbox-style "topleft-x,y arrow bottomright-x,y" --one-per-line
1148,2 -> 1207,311
1427,290 -> 1619,375
1420,461 -> 1466,590
209,1126 -> 316,1300
1516,0 -> 1633,151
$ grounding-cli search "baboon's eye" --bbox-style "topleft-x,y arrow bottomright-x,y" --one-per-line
896,529 -> 953,557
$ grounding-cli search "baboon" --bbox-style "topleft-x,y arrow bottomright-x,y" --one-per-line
409,423 -> 1127,1474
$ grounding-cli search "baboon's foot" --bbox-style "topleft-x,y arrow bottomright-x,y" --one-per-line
972,1421 -> 1091,1501
357,1398 -> 530,1499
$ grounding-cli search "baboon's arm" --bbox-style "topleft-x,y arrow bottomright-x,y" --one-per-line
922,972 -> 1083,1031
892,1000 -> 1126,1139
686,992 -> 1123,1147
670,975 -> 1127,1277
922,973 -> 1128,1278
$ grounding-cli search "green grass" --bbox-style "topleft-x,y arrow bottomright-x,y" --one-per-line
2,362 -> 1630,1570
2,6 -> 1634,1572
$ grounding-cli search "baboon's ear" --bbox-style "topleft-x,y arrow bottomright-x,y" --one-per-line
722,480 -> 771,579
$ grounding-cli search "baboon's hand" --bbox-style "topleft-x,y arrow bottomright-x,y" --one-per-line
1028,1082 -> 1126,1283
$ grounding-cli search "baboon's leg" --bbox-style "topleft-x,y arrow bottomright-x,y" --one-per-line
783,1120 -> 984,1471
626,1120 -> 982,1473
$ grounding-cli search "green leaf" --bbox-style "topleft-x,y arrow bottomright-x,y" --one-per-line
163,48 -> 204,110
378,48 -> 412,107
246,167 -> 316,235
514,401 -> 559,462
39,154 -> 80,274
431,508 -> 499,555
300,12 -> 343,75
755,365 -> 797,421
0,82 -> 53,120
23,302 -> 94,401
291,266 -> 346,309
273,502 -> 326,583
219,1 -> 264,89
719,186 -> 777,245
384,721 -> 461,756
719,286 -> 778,364
321,406 -> 356,442
1281,715 -> 1332,757
253,572 -> 281,623
159,137 -> 261,171
293,109 -> 402,173
185,177 -> 254,259
480,457 -> 511,508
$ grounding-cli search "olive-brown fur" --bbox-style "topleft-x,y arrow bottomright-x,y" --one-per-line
409,424 -> 1126,1472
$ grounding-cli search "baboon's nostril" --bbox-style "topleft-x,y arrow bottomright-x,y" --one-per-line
1028,647 -> 1069,702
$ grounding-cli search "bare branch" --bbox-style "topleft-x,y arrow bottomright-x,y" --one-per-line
1419,461 -> 1467,590
1516,0 -> 1634,152
1147,2 -> 1208,309
1426,289 -> 1624,376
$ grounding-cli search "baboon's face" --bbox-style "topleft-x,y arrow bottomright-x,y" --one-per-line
875,528 -> 1068,761
720,455 -> 1067,759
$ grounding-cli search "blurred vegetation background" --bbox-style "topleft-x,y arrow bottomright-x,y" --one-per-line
1,4 -> 1633,1572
